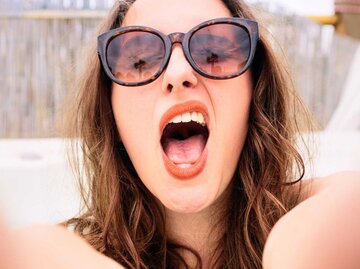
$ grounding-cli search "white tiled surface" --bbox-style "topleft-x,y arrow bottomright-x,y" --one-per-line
0,132 -> 359,228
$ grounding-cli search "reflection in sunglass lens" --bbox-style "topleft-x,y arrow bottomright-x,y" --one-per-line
189,23 -> 250,77
106,31 -> 165,83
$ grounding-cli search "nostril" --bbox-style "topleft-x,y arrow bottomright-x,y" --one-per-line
183,81 -> 191,87
167,84 -> 174,92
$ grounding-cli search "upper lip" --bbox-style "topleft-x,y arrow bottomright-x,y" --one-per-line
159,100 -> 210,138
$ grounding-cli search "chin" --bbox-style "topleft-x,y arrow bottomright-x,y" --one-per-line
167,202 -> 208,214
161,185 -> 215,214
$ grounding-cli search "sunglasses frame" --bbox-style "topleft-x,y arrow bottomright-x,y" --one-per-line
98,17 -> 259,87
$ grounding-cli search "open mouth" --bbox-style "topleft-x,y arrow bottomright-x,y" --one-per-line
160,108 -> 210,179
161,120 -> 209,164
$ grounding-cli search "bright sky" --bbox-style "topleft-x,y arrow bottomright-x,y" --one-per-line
247,0 -> 335,16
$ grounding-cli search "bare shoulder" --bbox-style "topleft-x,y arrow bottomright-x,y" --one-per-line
263,171 -> 360,269
1,223 -> 124,269
299,171 -> 360,201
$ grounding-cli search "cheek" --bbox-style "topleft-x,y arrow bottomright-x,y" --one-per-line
111,87 -> 156,163
228,77 -> 252,146
221,100 -> 251,174
211,73 -> 252,174
215,73 -> 252,132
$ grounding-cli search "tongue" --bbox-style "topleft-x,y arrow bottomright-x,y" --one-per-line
163,134 -> 206,164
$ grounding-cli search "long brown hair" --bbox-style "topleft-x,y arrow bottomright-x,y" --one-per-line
63,0 -> 311,268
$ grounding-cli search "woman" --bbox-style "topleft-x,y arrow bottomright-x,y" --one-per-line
2,0 -> 360,268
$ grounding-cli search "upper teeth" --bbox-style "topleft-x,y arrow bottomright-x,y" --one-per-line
168,111 -> 206,126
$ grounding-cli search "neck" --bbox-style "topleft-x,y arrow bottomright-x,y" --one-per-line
165,204 -> 224,268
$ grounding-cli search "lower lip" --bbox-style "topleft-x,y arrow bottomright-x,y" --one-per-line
161,143 -> 208,180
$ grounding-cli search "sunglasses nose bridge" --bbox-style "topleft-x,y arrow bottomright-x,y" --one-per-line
168,32 -> 185,46
166,32 -> 189,65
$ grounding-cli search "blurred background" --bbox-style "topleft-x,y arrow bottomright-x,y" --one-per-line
0,0 -> 359,227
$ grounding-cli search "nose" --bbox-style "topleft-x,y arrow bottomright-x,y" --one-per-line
161,45 -> 198,94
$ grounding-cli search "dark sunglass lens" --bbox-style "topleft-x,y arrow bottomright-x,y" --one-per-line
189,23 -> 251,77
106,31 -> 165,84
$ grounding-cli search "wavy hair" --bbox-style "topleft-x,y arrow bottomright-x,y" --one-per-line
63,0 -> 311,268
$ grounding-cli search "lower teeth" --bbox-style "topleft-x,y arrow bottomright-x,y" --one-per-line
176,163 -> 193,168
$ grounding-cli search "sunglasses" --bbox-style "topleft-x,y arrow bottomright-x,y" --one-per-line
98,17 -> 259,86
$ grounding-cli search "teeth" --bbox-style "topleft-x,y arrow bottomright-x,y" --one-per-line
197,113 -> 205,126
181,112 -> 192,123
172,114 -> 182,123
168,111 -> 206,126
191,112 -> 198,122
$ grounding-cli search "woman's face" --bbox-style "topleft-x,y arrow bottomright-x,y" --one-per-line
111,0 -> 252,213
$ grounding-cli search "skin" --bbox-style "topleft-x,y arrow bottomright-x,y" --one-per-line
2,173 -> 360,269
1,0 -> 360,268
111,0 -> 252,262
0,221 -> 124,269
263,171 -> 360,269
112,0 -> 252,214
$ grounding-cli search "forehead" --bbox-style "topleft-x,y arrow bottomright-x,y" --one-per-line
122,0 -> 232,33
